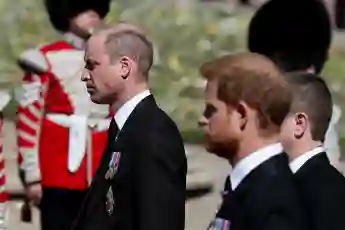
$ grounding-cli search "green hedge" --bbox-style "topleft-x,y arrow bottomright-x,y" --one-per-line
0,1 -> 242,143
2,1 -> 345,146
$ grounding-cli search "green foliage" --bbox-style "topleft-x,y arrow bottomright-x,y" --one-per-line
2,1 -> 345,146
0,0 -> 58,82
323,41 -> 345,149
0,1 -> 241,143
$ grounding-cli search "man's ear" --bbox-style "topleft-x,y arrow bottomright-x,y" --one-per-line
235,101 -> 248,131
293,113 -> 308,139
119,56 -> 131,79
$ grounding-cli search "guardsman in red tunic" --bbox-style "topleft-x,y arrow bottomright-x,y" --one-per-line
14,1 -> 111,229
0,90 -> 10,230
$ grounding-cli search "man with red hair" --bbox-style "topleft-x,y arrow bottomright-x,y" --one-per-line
199,52 -> 306,230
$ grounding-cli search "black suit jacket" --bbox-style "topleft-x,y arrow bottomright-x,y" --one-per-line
215,153 -> 307,230
71,95 -> 187,230
294,152 -> 345,230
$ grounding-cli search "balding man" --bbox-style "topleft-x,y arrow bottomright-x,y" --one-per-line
71,24 -> 187,230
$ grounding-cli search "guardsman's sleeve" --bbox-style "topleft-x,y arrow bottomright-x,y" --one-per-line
15,49 -> 50,184
0,90 -> 11,230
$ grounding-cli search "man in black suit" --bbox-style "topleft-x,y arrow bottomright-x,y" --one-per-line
71,23 -> 187,230
198,52 -> 306,230
247,0 -> 343,171
280,72 -> 345,230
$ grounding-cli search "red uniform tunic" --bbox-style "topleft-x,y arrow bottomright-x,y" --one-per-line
15,34 -> 112,190
0,90 -> 11,229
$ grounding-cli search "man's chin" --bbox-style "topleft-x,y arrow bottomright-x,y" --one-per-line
204,143 -> 225,158
89,94 -> 104,104
204,144 -> 214,154
204,142 -> 236,160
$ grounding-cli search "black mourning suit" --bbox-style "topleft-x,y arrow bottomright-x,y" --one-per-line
71,95 -> 187,230
213,153 -> 307,230
294,152 -> 345,230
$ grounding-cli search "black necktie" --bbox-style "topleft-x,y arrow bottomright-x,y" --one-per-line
107,118 -> 119,149
223,176 -> 231,194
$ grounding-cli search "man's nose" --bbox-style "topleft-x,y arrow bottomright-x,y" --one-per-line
81,69 -> 90,81
198,116 -> 207,127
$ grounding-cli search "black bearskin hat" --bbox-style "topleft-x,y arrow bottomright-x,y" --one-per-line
44,0 -> 111,32
248,0 -> 331,74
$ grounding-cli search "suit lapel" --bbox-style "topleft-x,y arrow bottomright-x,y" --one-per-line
72,119 -> 118,229
295,152 -> 329,177
112,95 -> 157,148
233,153 -> 287,198
100,95 -> 156,172
81,95 -> 157,221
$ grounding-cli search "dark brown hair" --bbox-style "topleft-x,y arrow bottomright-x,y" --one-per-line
286,72 -> 332,142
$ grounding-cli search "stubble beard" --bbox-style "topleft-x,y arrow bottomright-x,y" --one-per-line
207,138 -> 239,162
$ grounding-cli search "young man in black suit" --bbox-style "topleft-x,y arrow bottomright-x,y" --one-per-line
247,0 -> 343,171
71,23 -> 187,230
199,52 -> 306,230
280,72 -> 345,230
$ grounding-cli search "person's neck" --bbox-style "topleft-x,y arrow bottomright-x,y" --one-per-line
287,139 -> 322,161
68,27 -> 91,40
64,32 -> 87,49
230,134 -> 280,166
111,83 -> 149,114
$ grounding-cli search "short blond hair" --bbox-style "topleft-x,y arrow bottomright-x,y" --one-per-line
94,22 -> 153,76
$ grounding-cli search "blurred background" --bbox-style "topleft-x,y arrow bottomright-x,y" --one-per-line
2,0 -> 345,145
1,0 -> 345,229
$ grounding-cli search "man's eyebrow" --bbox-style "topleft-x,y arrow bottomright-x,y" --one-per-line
85,57 -> 99,64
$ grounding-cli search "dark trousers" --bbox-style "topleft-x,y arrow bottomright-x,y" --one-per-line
40,188 -> 87,230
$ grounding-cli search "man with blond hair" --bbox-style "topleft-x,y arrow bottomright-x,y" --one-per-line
71,24 -> 187,230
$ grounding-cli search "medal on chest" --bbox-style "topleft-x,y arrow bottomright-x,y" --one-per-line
207,218 -> 231,230
105,151 -> 121,180
106,187 -> 115,216
104,151 -> 121,216
207,188 -> 231,230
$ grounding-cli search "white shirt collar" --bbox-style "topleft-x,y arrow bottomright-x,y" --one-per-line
63,33 -> 86,50
114,90 -> 151,130
289,146 -> 324,174
230,143 -> 283,191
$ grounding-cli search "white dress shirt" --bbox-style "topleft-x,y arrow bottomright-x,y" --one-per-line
114,90 -> 151,131
230,143 -> 283,191
289,146 -> 324,174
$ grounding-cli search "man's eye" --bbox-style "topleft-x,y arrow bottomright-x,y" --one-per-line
204,105 -> 216,118
85,61 -> 94,71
